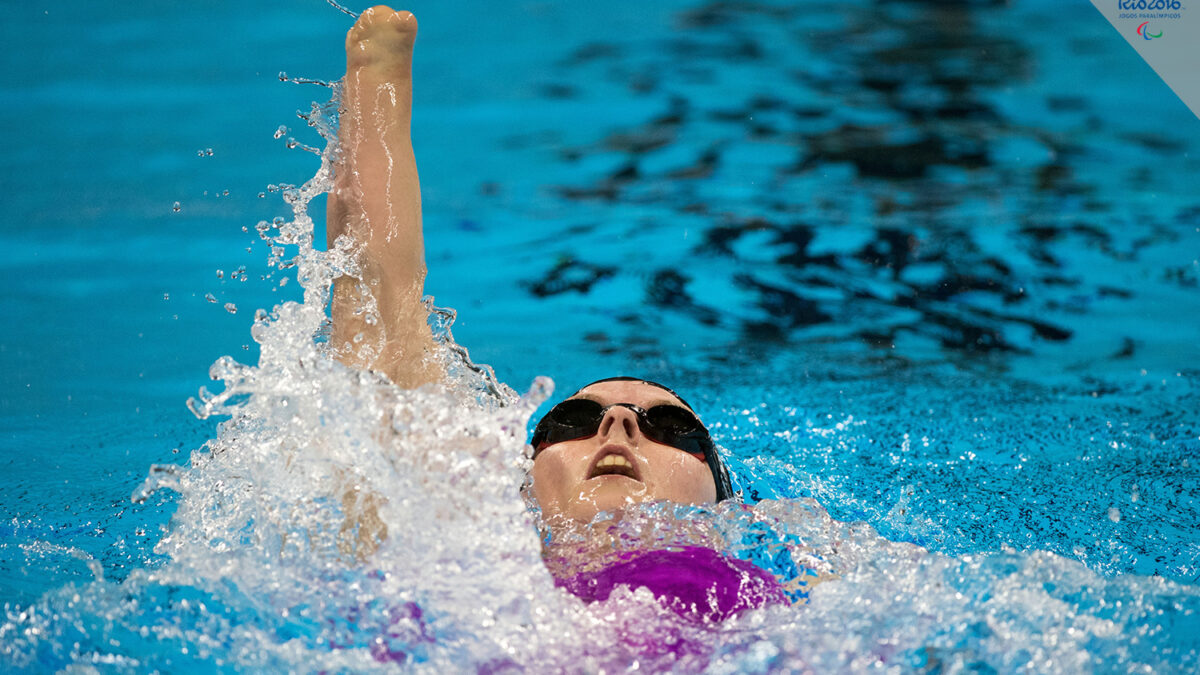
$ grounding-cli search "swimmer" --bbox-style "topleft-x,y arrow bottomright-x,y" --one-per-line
328,3 -> 728,533
327,6 -> 812,619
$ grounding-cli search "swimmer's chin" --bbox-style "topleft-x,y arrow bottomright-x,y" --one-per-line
567,485 -> 650,524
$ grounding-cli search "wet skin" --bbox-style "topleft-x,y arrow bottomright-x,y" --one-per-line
529,380 -> 718,526
329,5 -> 438,388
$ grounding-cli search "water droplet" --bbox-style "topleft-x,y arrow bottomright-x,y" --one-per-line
172,201 -> 181,212
162,293 -> 170,301
216,270 -> 224,279
274,125 -> 289,139
1107,507 -> 1121,523
224,303 -> 238,314
196,148 -> 214,157
204,293 -> 217,303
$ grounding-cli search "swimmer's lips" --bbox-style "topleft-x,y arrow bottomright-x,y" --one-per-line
587,447 -> 641,482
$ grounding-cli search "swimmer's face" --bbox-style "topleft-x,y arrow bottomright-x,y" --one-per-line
528,380 -> 717,525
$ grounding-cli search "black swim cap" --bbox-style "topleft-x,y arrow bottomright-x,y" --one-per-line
562,376 -> 735,502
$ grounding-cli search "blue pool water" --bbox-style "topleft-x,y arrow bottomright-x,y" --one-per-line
2,0 -> 1199,671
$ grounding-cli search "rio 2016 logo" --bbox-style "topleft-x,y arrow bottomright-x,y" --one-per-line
1119,0 -> 1182,8
1136,21 -> 1164,38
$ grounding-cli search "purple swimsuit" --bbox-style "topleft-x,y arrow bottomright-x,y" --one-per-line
348,549 -> 787,667
554,546 -> 788,622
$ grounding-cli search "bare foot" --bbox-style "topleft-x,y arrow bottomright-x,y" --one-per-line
328,6 -> 438,388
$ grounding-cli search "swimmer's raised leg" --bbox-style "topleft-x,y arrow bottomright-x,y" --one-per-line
328,6 -> 439,388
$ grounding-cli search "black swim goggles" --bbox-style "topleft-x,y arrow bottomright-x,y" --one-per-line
530,398 -> 714,459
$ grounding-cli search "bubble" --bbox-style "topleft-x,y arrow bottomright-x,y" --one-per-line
172,201 -> 181,212
224,303 -> 237,314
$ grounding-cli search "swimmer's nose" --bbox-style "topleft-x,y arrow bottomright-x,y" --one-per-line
597,406 -> 640,443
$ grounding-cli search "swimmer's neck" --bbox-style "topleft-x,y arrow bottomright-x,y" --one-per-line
538,507 -> 724,576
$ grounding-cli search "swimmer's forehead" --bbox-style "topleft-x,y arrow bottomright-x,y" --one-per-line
570,381 -> 686,410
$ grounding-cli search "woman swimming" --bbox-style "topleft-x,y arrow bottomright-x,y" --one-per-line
327,5 -> 799,620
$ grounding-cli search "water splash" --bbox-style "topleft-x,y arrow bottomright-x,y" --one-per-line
3,63 -> 1198,675
323,0 -> 358,19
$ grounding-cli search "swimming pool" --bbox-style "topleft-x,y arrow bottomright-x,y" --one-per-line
2,0 -> 1198,671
